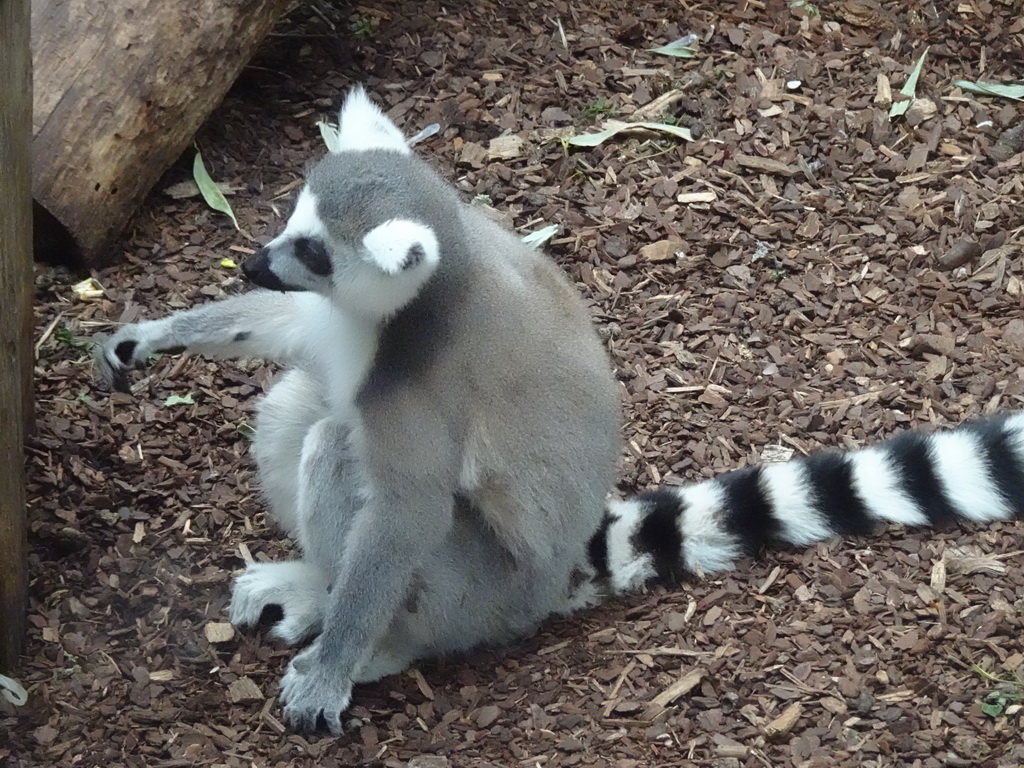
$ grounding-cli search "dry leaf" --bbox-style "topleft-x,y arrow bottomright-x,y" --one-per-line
943,547 -> 1008,576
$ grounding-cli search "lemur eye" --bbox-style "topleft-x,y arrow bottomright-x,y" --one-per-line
294,237 -> 332,276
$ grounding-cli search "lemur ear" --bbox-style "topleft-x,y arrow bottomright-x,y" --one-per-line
335,86 -> 410,155
362,219 -> 440,275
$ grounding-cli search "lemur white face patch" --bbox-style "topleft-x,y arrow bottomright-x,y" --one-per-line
335,87 -> 411,155
362,219 -> 440,275
269,188 -> 327,246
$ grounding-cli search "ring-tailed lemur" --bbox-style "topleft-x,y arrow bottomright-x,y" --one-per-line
96,86 -> 1024,733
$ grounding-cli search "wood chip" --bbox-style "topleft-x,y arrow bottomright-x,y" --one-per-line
639,240 -> 685,262
262,711 -> 287,735
676,190 -> 717,204
874,73 -> 893,108
408,757 -> 451,768
735,154 -> 797,177
204,621 -> 235,643
474,704 -> 501,728
459,141 -> 488,168
641,669 -> 704,720
760,444 -> 794,463
487,134 -> 523,159
764,702 -> 803,740
1002,319 -> 1024,350
227,676 -> 264,703
905,98 -> 938,125
930,559 -> 947,592
632,88 -> 685,121
936,238 -> 983,270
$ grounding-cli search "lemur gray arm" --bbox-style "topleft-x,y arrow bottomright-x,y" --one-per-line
95,291 -> 326,391
278,408 -> 458,733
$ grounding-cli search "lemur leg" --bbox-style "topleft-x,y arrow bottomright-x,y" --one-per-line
352,495 -> 582,683
231,373 -> 362,645
251,369 -> 328,538
232,414 -> 368,645
278,408 -> 459,733
292,416 -> 369,581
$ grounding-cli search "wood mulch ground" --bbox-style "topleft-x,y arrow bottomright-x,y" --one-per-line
5,1 -> 1024,766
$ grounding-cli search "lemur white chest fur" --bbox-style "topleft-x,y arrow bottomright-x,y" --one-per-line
286,293 -> 377,417
97,85 -> 1024,736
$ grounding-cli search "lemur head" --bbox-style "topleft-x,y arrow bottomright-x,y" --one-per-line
243,87 -> 450,319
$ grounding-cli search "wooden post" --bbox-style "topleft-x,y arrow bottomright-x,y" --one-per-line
0,0 -> 33,672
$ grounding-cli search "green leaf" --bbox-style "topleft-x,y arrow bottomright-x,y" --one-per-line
890,47 -> 930,119
408,122 -> 440,147
971,664 -> 1002,683
164,393 -> 195,407
567,119 -> 693,147
954,80 -> 1024,102
317,121 -> 343,152
53,322 -> 94,350
220,258 -> 238,269
789,0 -> 820,17
193,151 -> 239,230
981,700 -> 1005,717
522,225 -> 559,248
0,672 -> 28,707
650,35 -> 698,58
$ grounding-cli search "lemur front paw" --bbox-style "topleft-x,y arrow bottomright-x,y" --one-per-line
229,561 -> 329,645
95,322 -> 165,393
279,640 -> 353,734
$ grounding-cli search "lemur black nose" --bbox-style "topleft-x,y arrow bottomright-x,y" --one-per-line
242,247 -> 290,292
241,247 -> 270,283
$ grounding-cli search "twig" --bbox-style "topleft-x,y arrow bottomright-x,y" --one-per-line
34,311 -> 65,359
603,646 -> 713,658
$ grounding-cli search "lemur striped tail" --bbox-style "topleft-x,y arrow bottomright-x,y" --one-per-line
588,411 -> 1024,595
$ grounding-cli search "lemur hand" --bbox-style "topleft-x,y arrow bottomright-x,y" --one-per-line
95,320 -> 177,393
279,640 -> 354,734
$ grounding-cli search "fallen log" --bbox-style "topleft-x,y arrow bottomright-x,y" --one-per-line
32,0 -> 294,266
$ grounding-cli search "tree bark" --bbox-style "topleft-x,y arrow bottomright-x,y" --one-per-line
0,0 -> 33,673
32,0 -> 294,266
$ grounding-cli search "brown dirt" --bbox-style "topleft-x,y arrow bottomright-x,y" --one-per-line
6,1 -> 1024,766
